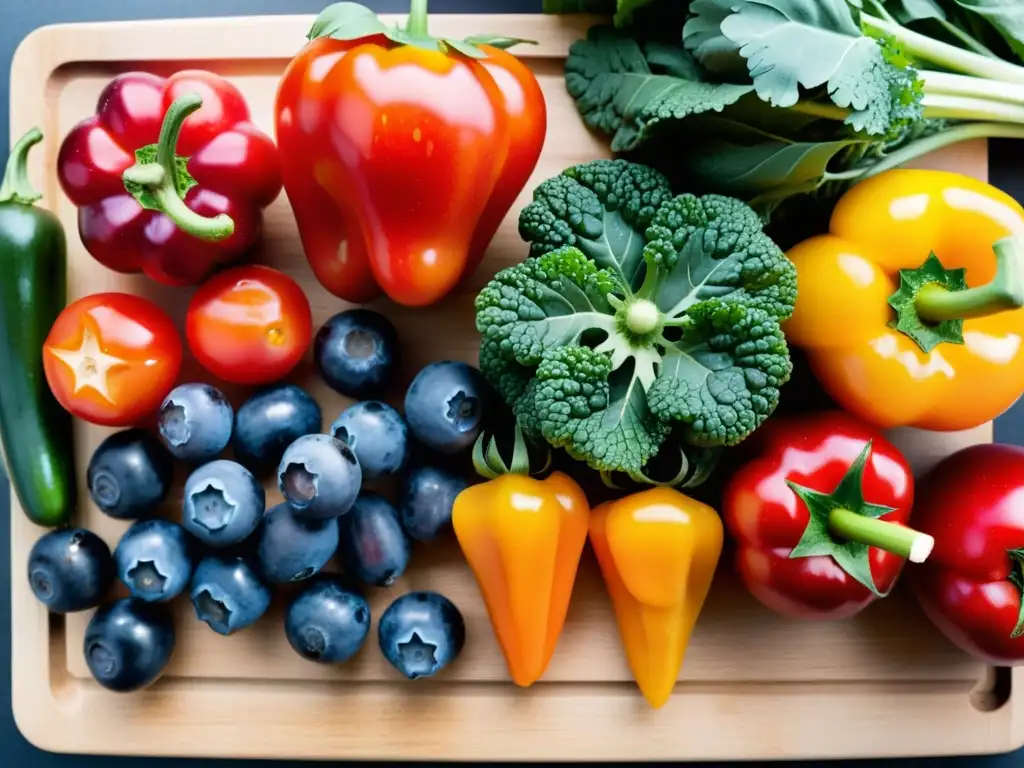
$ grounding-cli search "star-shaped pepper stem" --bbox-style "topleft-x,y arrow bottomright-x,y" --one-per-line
888,236 -> 1024,353
787,441 -> 934,597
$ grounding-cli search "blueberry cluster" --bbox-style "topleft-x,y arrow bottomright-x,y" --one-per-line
27,309 -> 491,690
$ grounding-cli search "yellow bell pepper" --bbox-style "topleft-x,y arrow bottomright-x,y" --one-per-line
589,487 -> 723,710
785,169 -> 1024,432
452,430 -> 589,687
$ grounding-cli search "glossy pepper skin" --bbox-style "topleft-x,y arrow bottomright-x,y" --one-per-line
274,1 -> 546,306
785,170 -> 1024,432
452,471 -> 589,687
722,412 -> 929,621
57,70 -> 281,286
0,129 -> 75,528
910,444 -> 1024,665
589,488 -> 722,710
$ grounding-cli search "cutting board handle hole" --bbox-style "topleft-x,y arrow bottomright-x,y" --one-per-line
970,666 -> 1012,713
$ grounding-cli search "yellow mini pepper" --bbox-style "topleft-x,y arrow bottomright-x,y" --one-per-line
452,429 -> 589,688
589,487 -> 723,710
785,169 -> 1024,432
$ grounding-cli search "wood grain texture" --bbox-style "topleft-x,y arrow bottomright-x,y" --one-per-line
8,12 -> 1024,761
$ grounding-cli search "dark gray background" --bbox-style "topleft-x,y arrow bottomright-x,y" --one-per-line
2,1 -> 1024,765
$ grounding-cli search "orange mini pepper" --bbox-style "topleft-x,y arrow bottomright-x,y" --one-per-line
785,169 -> 1024,432
452,429 -> 589,687
590,487 -> 723,710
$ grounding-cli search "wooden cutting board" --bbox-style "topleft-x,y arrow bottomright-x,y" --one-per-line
8,11 -> 1024,761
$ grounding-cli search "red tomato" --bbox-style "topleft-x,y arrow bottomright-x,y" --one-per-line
187,265 -> 312,385
43,293 -> 183,427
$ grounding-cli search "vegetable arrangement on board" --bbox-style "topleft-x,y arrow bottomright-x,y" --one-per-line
5,0 -> 1024,716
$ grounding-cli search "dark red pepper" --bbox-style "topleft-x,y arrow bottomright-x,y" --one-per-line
722,411 -> 931,620
909,444 -> 1024,665
57,70 -> 282,286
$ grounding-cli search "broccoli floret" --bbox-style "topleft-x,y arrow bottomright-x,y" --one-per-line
641,193 -> 798,320
647,300 -> 792,446
477,159 -> 796,480
518,159 -> 674,289
475,246 -> 619,406
533,346 -> 669,473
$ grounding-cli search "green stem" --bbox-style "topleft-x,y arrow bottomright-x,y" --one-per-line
860,122 -> 1024,181
916,237 -> 1024,322
862,13 -> 1024,85
824,167 -> 867,183
923,95 -> 1024,124
1007,549 -> 1024,638
405,0 -> 429,37
0,127 -> 43,205
828,508 -> 934,563
472,423 -> 546,479
921,71 -> 1024,107
121,93 -> 234,241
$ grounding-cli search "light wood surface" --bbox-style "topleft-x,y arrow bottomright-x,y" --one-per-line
8,12 -> 1024,761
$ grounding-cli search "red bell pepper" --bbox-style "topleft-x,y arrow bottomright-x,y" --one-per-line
909,444 -> 1024,665
57,70 -> 281,286
722,411 -> 932,620
274,1 -> 546,307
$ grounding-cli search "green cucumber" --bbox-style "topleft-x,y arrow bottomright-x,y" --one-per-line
0,128 -> 75,527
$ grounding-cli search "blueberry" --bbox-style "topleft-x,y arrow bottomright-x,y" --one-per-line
278,434 -> 361,520
399,466 -> 467,542
233,384 -> 322,475
84,598 -> 175,692
314,309 -> 399,398
337,492 -> 410,587
285,574 -> 370,663
190,554 -> 271,635
114,519 -> 194,602
330,401 -> 409,481
157,383 -> 234,463
87,428 -> 174,519
404,361 -> 487,454
378,591 -> 465,680
183,459 -> 266,547
28,528 -> 113,613
256,503 -> 339,584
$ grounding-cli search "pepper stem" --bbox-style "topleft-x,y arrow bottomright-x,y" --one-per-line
916,236 -> 1024,322
472,423 -> 551,480
405,0 -> 429,38
787,440 -> 929,597
120,93 -> 234,241
0,127 -> 43,206
828,508 -> 934,563
1006,548 -> 1024,638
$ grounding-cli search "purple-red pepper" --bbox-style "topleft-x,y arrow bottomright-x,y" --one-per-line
57,70 -> 282,286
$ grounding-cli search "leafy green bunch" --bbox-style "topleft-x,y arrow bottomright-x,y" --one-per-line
474,159 -> 795,485
546,0 -> 1024,235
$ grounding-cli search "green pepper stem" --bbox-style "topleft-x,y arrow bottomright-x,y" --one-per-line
916,236 -> 1024,322
0,127 -> 43,206
121,93 -> 234,241
828,508 -> 934,563
472,423 -> 550,480
406,0 -> 429,37
1007,549 -> 1024,638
